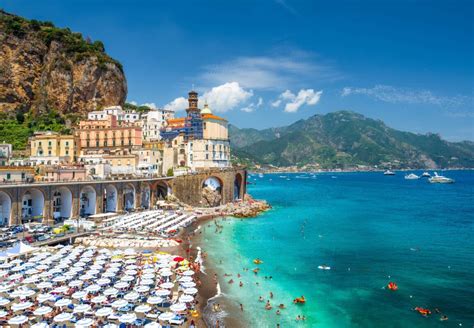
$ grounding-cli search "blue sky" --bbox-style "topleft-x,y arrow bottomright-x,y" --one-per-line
3,0 -> 474,140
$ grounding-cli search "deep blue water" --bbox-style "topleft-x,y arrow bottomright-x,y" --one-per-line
201,171 -> 474,327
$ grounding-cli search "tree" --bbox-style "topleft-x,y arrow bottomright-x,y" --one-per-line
166,168 -> 174,177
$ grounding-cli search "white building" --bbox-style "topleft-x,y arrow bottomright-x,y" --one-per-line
88,106 -> 141,123
141,109 -> 174,141
0,143 -> 13,166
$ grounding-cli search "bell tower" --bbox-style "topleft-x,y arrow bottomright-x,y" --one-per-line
186,90 -> 199,115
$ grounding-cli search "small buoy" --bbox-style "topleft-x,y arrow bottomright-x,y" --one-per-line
409,295 -> 413,298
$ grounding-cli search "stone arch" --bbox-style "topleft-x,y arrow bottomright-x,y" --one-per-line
80,186 -> 96,217
123,183 -> 135,211
234,173 -> 243,200
141,183 -> 151,209
103,185 -> 118,213
201,176 -> 223,207
0,191 -> 12,226
21,188 -> 45,223
155,181 -> 169,201
52,186 -> 72,223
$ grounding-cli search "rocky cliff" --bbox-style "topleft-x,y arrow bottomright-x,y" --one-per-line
0,10 -> 127,117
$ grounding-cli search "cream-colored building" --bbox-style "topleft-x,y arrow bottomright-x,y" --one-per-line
103,154 -> 139,176
29,132 -> 75,165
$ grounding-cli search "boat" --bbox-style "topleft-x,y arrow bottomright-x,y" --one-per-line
258,173 -> 264,178
428,172 -> 454,184
404,173 -> 419,180
384,170 -> 395,175
421,172 -> 431,178
414,307 -> 431,316
318,265 -> 331,270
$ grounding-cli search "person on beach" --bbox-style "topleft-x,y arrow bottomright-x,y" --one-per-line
276,309 -> 281,315
265,300 -> 272,310
239,281 -> 243,287
270,291 -> 273,298
440,315 -> 448,321
259,296 -> 264,302
296,315 -> 301,321
228,279 -> 234,284
279,304 -> 286,309
240,303 -> 244,311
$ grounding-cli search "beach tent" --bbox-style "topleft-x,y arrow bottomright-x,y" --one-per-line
0,241 -> 37,258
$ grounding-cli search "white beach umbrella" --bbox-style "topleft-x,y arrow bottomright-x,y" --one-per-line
179,294 -> 194,303
33,306 -> 53,316
102,271 -> 115,278
144,323 -> 161,328
159,282 -> 174,289
69,280 -> 83,287
103,287 -> 119,297
79,274 -> 94,281
0,285 -> 11,293
91,295 -> 107,304
23,275 -> 40,284
95,306 -> 113,317
155,289 -> 171,297
36,293 -> 54,303
134,304 -> 151,313
87,269 -> 100,276
73,303 -> 91,313
52,275 -> 68,283
111,299 -> 128,308
8,273 -> 23,281
97,278 -> 111,286
125,265 -> 138,270
53,312 -> 73,322
11,301 -> 33,311
142,273 -> 155,280
179,276 -> 193,282
8,315 -> 28,325
125,259 -> 136,264
0,298 -> 10,307
31,322 -> 49,328
85,284 -> 101,293
25,268 -> 39,275
183,287 -> 198,295
135,285 -> 150,293
72,291 -> 88,300
120,275 -> 135,282
140,279 -> 154,285
147,296 -> 164,305
114,281 -> 129,289
54,298 -> 72,307
124,291 -> 140,301
182,270 -> 195,276
90,264 -> 102,270
75,317 -> 95,327
158,312 -> 175,321
36,282 -> 53,289
119,312 -> 137,323
0,262 -> 13,269
103,324 -> 118,328
181,281 -> 196,288
0,309 -> 7,317
52,286 -> 69,294
170,302 -> 187,312
125,269 -> 137,276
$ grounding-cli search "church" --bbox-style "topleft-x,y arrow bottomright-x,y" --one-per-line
160,91 -> 231,173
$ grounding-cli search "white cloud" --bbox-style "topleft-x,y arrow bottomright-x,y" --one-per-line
240,97 -> 264,113
201,53 -> 341,90
257,97 -> 263,107
271,89 -> 323,113
129,101 -> 138,106
141,102 -> 157,109
164,97 -> 188,112
201,82 -> 253,113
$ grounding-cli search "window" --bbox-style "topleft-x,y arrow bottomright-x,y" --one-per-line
65,150 -> 69,155
205,154 -> 209,160
48,150 -> 51,155
65,141 -> 69,146
48,141 -> 52,146
6,173 -> 11,180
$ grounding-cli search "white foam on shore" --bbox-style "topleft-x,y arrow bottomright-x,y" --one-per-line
208,281 -> 223,301
195,246 -> 206,274
194,225 -> 201,232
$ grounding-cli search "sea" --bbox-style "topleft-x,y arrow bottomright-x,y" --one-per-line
200,170 -> 474,328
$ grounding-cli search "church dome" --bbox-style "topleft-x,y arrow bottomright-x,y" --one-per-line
201,103 -> 212,114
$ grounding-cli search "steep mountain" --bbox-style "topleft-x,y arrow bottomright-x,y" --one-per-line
230,111 -> 474,169
0,10 -> 127,117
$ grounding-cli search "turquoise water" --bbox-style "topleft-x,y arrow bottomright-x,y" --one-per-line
201,171 -> 474,328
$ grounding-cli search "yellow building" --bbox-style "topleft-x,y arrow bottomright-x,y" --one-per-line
29,132 -> 75,165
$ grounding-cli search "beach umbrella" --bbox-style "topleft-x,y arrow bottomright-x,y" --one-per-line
23,275 -> 40,284
179,276 -> 193,283
119,313 -> 137,323
160,270 -> 173,277
52,276 -> 68,283
102,271 -> 115,278
140,279 -> 154,285
54,298 -> 72,307
36,293 -> 54,303
87,269 -> 100,276
53,312 -> 73,322
103,287 -> 119,297
95,307 -> 113,317
11,301 -> 33,311
39,271 -> 52,278
142,268 -> 154,274
0,262 -> 13,269
79,274 -> 94,281
71,267 -> 84,273
182,270 -> 195,276
33,306 -> 53,316
120,275 -> 135,282
111,299 -> 128,308
144,323 -> 161,328
91,295 -> 107,304
159,282 -> 174,289
31,323 -> 49,328
125,269 -> 137,276
125,265 -> 138,270
135,285 -> 150,293
147,296 -> 164,305
73,303 -> 91,313
72,291 -> 88,300
182,282 -> 196,288
85,284 -> 101,293
97,278 -> 111,286
0,285 -> 10,293
0,309 -> 7,317
170,302 -> 187,312
11,265 -> 25,272
36,281 -> 53,289
125,259 -> 136,264
142,273 -> 155,280
134,304 -> 151,313
179,295 -> 194,303
158,312 -> 175,321
25,268 -> 39,275
8,273 -> 23,281
155,289 -> 171,297
69,280 -> 83,287
102,324 -> 118,328
184,287 -> 198,295
124,291 -> 140,301
173,256 -> 185,262
90,264 -> 102,270
52,286 -> 69,294
75,317 -> 95,327
49,268 -> 62,275
11,288 -> 35,298
8,315 -> 28,325
114,281 -> 129,289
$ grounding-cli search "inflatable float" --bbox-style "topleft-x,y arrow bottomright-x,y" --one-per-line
293,296 -> 306,304
318,265 -> 331,270
387,282 -> 398,291
253,259 -> 263,264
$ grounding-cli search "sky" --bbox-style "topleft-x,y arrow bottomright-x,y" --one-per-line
3,0 -> 474,140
